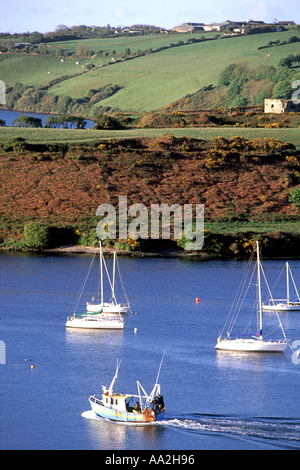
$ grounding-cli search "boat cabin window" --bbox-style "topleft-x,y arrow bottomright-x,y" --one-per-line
109,397 -> 118,406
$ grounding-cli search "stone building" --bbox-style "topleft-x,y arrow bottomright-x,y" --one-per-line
264,99 -> 300,113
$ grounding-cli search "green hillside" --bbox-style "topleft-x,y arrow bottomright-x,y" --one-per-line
1,30 -> 300,113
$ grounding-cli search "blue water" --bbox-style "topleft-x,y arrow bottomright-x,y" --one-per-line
0,253 -> 299,450
0,109 -> 94,128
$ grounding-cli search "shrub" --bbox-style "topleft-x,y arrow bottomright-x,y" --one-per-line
24,222 -> 51,249
93,113 -> 123,130
289,188 -> 300,209
3,137 -> 27,152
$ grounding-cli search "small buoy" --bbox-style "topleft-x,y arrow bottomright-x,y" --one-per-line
134,328 -> 137,334
196,297 -> 200,303
31,364 -> 35,370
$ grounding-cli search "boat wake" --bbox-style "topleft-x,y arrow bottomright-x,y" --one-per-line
82,410 -> 300,446
160,413 -> 300,447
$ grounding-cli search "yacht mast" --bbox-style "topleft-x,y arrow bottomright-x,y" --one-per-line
100,240 -> 103,304
256,241 -> 263,337
286,262 -> 290,304
112,251 -> 116,303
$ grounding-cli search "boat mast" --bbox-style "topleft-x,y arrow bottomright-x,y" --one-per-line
108,359 -> 121,394
112,251 -> 116,304
100,240 -> 103,304
286,262 -> 290,304
256,241 -> 263,337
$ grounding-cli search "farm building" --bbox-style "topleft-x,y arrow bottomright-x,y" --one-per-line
172,23 -> 204,33
264,99 -> 300,114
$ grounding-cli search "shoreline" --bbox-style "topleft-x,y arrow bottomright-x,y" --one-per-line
44,245 -> 216,258
2,243 -> 300,260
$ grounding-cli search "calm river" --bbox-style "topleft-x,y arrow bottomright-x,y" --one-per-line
0,253 -> 299,450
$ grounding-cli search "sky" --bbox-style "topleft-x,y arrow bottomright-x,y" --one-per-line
1,0 -> 300,34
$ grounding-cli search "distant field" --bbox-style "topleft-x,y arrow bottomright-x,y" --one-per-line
206,220 -> 300,234
1,126 -> 300,148
1,30 -> 300,112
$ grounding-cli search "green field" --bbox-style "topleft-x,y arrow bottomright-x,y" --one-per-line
1,30 -> 300,112
1,125 -> 300,148
206,220 -> 300,234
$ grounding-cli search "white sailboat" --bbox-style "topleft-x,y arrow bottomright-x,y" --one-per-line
86,243 -> 130,315
66,241 -> 124,330
262,262 -> 300,312
215,241 -> 289,353
65,313 -> 124,330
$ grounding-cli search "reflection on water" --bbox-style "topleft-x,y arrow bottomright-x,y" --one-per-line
215,349 -> 290,372
82,410 -> 166,450
65,328 -> 124,347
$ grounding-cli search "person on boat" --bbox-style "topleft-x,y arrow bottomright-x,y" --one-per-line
134,401 -> 141,412
152,395 -> 165,411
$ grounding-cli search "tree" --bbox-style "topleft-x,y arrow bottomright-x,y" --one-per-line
278,54 -> 294,68
273,79 -> 292,99
45,114 -> 87,129
28,31 -> 44,44
76,43 -> 91,57
12,115 -> 42,128
218,64 -> 236,86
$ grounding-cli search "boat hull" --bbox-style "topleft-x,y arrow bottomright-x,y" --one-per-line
89,398 -> 165,423
215,338 -> 288,352
263,303 -> 300,311
66,316 -> 124,330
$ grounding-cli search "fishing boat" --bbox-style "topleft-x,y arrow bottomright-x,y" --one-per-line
262,262 -> 300,312
65,241 -> 125,329
89,356 -> 166,423
215,241 -> 289,353
86,243 -> 130,315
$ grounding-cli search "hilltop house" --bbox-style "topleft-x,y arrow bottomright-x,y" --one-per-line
172,23 -> 204,33
202,21 -> 234,31
173,20 -> 247,33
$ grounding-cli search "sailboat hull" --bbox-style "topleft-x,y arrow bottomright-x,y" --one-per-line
66,316 -> 124,329
263,303 -> 300,311
215,338 -> 288,353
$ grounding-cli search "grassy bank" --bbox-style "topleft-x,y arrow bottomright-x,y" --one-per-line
1,126 -> 300,148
